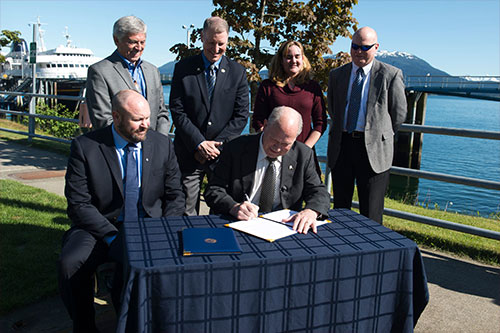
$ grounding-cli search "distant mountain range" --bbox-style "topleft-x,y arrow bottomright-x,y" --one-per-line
375,50 -> 449,77
159,50 -> 450,78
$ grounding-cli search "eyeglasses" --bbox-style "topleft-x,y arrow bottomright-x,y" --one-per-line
351,43 -> 377,51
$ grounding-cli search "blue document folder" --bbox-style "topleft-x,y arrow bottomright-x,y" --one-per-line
182,228 -> 242,256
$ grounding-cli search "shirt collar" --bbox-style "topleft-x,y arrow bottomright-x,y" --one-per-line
112,124 -> 142,150
352,60 -> 373,76
117,50 -> 143,70
258,133 -> 282,163
201,52 -> 222,70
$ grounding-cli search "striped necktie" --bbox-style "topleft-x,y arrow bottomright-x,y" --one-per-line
346,68 -> 365,133
206,64 -> 216,101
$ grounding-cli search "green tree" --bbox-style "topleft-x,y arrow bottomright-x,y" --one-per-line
170,0 -> 358,103
0,30 -> 22,63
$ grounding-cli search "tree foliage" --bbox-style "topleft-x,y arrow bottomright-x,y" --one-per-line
170,0 -> 358,96
0,30 -> 22,63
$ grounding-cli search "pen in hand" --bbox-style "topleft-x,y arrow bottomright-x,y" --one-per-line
244,193 -> 259,218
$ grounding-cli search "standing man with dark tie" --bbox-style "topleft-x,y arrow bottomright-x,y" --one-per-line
86,16 -> 171,135
170,16 -> 249,216
58,90 -> 184,332
327,26 -> 407,223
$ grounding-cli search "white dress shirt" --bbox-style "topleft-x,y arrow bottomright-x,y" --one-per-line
343,61 -> 374,132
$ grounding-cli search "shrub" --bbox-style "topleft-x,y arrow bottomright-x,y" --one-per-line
35,103 -> 80,139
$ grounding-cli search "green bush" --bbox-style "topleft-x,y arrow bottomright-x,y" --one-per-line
35,103 -> 80,139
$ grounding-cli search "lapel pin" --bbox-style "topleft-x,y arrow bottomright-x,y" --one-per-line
146,158 -> 149,162
197,67 -> 201,71
289,165 -> 293,170
221,68 -> 226,73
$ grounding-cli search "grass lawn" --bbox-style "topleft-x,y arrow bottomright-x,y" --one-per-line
0,118 -> 71,156
0,180 -> 70,314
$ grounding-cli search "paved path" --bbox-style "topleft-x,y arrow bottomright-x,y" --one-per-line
1,139 -> 499,332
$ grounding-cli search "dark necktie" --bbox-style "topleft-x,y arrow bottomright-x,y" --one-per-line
259,157 -> 277,213
206,64 -> 216,101
346,67 -> 365,133
124,143 -> 139,221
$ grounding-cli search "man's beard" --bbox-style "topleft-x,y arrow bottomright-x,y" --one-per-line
117,123 -> 148,143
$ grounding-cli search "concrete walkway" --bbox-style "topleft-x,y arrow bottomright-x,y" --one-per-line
1,138 -> 499,332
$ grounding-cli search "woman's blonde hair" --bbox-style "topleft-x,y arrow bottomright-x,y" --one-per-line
269,40 -> 312,87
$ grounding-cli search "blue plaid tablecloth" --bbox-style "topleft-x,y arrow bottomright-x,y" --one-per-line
117,209 -> 429,333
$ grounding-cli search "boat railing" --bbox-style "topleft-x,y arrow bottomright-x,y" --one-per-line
0,90 -> 499,240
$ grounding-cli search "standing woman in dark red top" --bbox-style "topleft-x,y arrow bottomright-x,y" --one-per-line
252,40 -> 328,175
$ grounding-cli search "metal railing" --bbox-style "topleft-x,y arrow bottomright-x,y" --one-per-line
1,90 -> 499,240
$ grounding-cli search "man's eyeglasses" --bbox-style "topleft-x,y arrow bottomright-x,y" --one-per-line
351,43 -> 377,51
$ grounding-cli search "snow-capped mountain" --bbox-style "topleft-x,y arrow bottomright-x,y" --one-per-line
375,50 -> 450,77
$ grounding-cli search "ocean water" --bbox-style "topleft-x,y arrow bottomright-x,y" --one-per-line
163,86 -> 500,217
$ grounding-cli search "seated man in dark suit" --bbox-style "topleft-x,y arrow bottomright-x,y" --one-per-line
58,89 -> 184,332
204,106 -> 330,234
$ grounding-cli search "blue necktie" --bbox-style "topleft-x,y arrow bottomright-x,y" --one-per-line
124,143 -> 139,221
346,68 -> 365,133
259,157 -> 277,213
206,64 -> 216,101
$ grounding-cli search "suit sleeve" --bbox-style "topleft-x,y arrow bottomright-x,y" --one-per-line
300,148 -> 330,217
65,138 -> 118,240
161,138 -> 186,216
150,66 -> 171,135
169,63 -> 207,151
213,67 -> 250,143
85,65 -> 113,130
388,68 -> 407,132
203,144 -> 239,214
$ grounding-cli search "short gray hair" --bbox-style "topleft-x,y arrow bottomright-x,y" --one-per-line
113,16 -> 147,41
268,106 -> 303,137
203,16 -> 229,34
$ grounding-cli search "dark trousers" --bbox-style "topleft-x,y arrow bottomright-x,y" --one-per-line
332,133 -> 390,223
57,226 -> 124,333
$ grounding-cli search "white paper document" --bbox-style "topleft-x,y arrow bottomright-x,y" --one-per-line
226,209 -> 331,242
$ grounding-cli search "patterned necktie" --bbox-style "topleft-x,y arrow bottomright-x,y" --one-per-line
206,64 -> 216,101
259,157 -> 277,213
124,143 -> 139,221
346,67 -> 365,133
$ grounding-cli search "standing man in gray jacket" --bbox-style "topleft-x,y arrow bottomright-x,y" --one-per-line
86,16 -> 170,135
327,26 -> 407,223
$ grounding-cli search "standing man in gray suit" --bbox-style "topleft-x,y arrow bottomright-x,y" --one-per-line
86,16 -> 170,135
327,26 -> 407,223
170,16 -> 249,216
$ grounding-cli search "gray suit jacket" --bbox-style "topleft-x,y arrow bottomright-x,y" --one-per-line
204,133 -> 330,217
327,59 -> 407,173
85,50 -> 170,135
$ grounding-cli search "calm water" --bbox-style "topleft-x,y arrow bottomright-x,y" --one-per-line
164,86 -> 500,217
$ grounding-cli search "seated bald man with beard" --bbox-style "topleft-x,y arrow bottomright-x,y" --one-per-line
58,89 -> 184,332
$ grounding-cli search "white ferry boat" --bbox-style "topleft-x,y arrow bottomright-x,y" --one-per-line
1,19 -> 102,81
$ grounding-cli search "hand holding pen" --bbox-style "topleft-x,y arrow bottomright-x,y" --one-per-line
229,193 -> 259,220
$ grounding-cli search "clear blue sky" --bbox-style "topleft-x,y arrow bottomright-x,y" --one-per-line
1,0 -> 498,76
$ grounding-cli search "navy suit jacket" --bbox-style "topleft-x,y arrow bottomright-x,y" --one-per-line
169,54 -> 249,172
64,126 -> 185,240
204,134 -> 330,217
